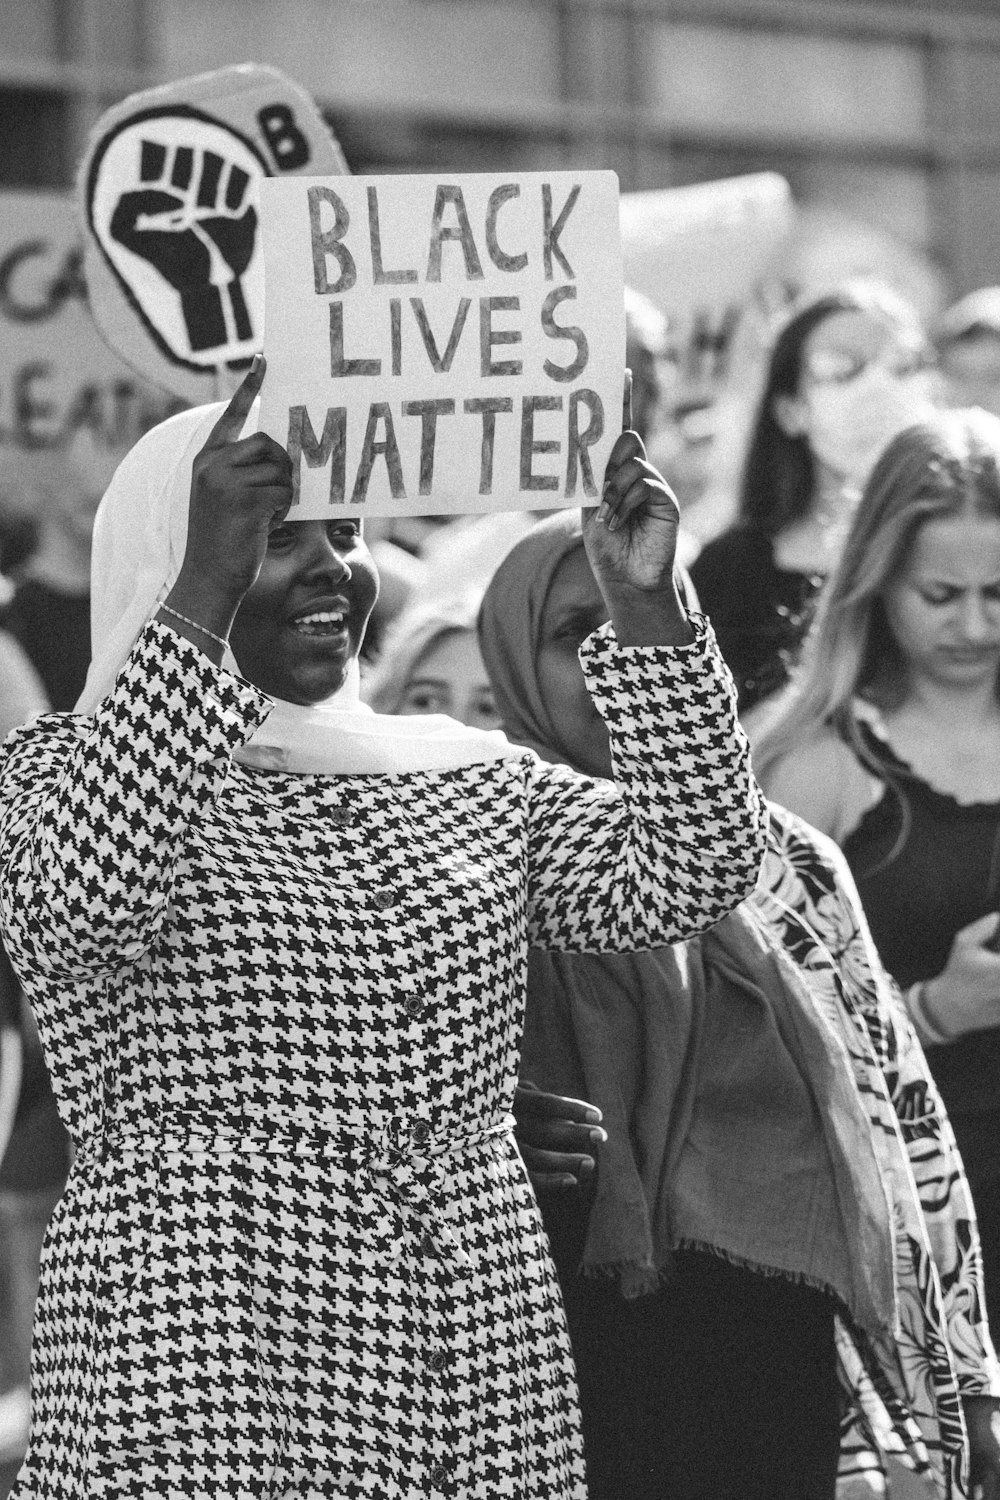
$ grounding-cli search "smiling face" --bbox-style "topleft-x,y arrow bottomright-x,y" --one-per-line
536,544 -> 612,776
229,518 -> 379,704
880,515 -> 1000,693
398,627 -> 502,731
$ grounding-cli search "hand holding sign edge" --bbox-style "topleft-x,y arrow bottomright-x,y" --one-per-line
582,367 -> 694,647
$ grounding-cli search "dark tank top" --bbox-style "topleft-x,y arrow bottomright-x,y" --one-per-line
842,723 -> 1000,1120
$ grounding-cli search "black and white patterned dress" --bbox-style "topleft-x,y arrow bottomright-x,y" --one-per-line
0,616 -> 763,1500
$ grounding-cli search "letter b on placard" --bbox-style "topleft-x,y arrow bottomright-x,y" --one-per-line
257,104 -> 311,172
308,187 -> 356,295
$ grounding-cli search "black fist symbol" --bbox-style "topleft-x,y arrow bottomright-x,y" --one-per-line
110,138 -> 258,354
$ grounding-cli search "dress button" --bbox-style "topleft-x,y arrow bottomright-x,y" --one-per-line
403,996 -> 423,1018
410,1120 -> 432,1146
329,806 -> 353,827
373,889 -> 397,911
429,1464 -> 448,1487
428,1350 -> 447,1372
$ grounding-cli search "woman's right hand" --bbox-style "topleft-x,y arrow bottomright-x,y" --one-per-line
169,355 -> 293,628
924,914 -> 1000,1039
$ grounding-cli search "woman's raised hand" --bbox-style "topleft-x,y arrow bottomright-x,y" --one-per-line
582,372 -> 693,647
178,355 -> 294,612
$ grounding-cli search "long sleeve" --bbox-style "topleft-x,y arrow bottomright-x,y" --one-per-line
526,615 -> 767,952
0,621 -> 271,982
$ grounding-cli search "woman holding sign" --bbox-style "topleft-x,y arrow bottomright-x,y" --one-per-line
0,358 -> 764,1499
478,510 -> 1000,1500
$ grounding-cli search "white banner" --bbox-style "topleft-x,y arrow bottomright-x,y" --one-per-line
258,171 -> 625,518
0,190 -> 180,521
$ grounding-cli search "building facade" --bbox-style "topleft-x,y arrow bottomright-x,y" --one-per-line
2,0 -> 1000,298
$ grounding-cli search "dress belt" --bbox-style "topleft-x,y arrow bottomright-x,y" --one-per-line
86,1104 -> 517,1276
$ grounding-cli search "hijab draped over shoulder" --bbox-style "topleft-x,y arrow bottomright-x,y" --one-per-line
79,402 -> 517,775
479,514 -> 896,1334
479,510 -> 586,765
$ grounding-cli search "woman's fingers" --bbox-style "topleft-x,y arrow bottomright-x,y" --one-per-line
608,474 -> 678,533
522,1116 -> 607,1153
598,454 -> 678,534
522,1147 -> 597,1190
229,461 -> 293,491
603,455 -> 661,504
604,430 -> 645,480
513,1084 -> 603,1125
512,1084 -> 606,1189
204,354 -> 266,449
225,431 -> 291,468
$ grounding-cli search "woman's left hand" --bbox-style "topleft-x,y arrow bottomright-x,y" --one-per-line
582,374 -> 692,646
965,1395 -> 1000,1499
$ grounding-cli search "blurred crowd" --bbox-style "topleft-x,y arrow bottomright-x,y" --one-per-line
3,266 -> 1000,1496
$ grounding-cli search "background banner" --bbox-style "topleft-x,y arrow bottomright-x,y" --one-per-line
619,174 -> 795,519
0,189 -> 180,538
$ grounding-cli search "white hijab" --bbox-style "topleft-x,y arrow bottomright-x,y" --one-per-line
79,400 -> 518,774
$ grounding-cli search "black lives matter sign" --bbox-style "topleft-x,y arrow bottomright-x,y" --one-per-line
258,172 -> 624,517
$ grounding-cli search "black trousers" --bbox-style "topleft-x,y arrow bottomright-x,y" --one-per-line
557,1241 -> 841,1500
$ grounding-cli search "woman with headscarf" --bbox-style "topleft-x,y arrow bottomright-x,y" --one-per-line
361,590 -> 501,731
0,358 -> 765,1500
479,511 -> 1000,1500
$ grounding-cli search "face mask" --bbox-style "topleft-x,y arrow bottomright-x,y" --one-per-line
803,364 -> 936,489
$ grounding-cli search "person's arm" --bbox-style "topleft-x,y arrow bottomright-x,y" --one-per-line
525,409 -> 766,953
904,914 -> 1000,1046
0,629 -> 271,984
525,614 -> 765,952
0,362 -> 291,985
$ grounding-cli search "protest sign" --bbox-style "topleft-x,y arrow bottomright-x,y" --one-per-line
78,63 -> 347,405
258,171 -> 625,518
619,174 -> 794,511
0,190 -> 181,528
620,173 -> 793,373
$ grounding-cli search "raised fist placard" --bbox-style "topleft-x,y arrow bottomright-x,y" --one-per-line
93,115 -> 266,368
78,64 -> 347,403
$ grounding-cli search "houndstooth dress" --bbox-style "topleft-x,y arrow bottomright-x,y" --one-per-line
0,617 -> 764,1500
